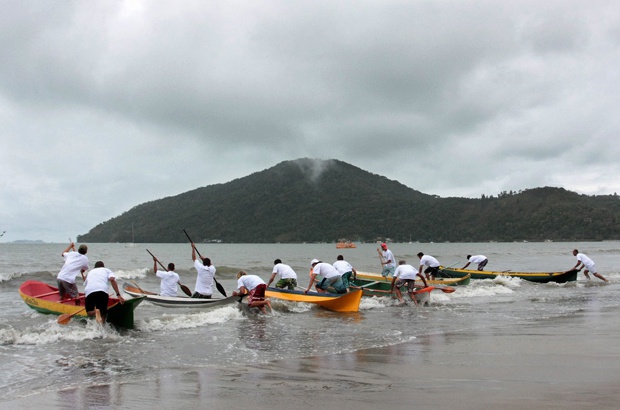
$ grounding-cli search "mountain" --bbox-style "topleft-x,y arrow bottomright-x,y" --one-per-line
77,158 -> 620,243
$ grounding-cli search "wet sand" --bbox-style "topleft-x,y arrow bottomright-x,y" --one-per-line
5,308 -> 620,409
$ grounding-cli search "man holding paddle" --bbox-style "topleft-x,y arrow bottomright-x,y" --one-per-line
57,242 -> 89,304
152,256 -> 181,297
191,242 -> 216,298
377,243 -> 396,277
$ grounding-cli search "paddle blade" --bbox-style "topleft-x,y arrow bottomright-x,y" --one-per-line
57,313 -> 73,325
180,283 -> 192,297
438,286 -> 456,293
215,279 -> 227,297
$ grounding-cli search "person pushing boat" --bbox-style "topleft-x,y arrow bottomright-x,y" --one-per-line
233,271 -> 272,313
417,252 -> 441,280
569,249 -> 608,282
391,260 -> 428,304
306,259 -> 347,294
266,259 -> 298,290
462,254 -> 488,271
84,261 -> 124,323
333,254 -> 357,291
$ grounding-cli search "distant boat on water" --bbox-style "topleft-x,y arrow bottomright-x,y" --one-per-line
336,239 -> 356,249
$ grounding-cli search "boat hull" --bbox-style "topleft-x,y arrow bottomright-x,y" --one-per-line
19,280 -> 144,329
122,283 -> 240,308
265,288 -> 362,312
437,267 -> 578,283
355,272 -> 471,286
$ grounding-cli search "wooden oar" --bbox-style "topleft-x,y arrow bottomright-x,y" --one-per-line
183,229 -> 227,297
146,249 -> 193,297
58,308 -> 86,325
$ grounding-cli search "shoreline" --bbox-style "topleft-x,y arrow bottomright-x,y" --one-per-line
4,308 -> 620,409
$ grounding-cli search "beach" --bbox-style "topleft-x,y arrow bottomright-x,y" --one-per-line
4,307 -> 619,409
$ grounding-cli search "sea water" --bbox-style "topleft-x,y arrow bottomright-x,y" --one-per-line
0,241 -> 618,403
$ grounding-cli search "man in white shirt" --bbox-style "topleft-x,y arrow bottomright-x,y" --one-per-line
152,256 -> 181,296
191,245 -> 215,298
267,259 -> 298,290
333,254 -> 357,291
391,260 -> 429,303
233,271 -> 272,313
306,259 -> 346,294
84,261 -> 124,323
57,242 -> 89,303
377,243 -> 396,277
569,249 -> 608,282
463,255 -> 489,271
417,252 -> 441,280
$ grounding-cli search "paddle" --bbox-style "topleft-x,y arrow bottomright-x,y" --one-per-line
146,249 -> 193,297
438,262 -> 460,278
183,229 -> 227,297
57,307 -> 86,325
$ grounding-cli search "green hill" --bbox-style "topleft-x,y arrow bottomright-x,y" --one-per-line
77,158 -> 620,243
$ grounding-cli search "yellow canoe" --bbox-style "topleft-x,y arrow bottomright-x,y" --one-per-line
265,288 -> 362,312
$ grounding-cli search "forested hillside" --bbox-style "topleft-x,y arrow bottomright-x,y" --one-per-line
77,158 -> 620,243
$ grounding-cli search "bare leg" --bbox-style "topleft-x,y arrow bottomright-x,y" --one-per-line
394,287 -> 404,303
408,291 -> 419,305
584,270 -> 592,280
594,273 -> 609,282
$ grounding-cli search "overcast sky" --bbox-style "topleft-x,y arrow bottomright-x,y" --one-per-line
1,1 -> 619,242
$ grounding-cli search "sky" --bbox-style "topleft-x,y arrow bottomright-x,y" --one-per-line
1,1 -> 620,242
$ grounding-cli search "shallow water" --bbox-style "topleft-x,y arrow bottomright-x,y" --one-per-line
0,241 -> 619,404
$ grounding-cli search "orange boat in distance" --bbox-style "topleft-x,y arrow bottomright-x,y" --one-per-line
336,240 -> 356,249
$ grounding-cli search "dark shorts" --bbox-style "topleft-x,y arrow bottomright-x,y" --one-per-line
57,280 -> 78,299
276,278 -> 297,290
85,291 -> 110,316
191,292 -> 212,299
248,284 -> 266,304
477,259 -> 489,270
424,266 -> 439,276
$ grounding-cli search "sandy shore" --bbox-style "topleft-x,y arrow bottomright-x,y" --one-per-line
5,308 -> 620,409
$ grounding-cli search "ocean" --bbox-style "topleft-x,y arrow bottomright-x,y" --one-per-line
1,241 -> 619,409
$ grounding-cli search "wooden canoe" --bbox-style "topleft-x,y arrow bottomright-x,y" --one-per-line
19,280 -> 145,329
122,282 -> 240,308
437,267 -> 579,283
355,271 -> 471,286
265,287 -> 362,312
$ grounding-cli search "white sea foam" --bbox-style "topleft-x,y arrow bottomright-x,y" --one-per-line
0,319 -> 122,346
0,271 -> 26,283
137,305 -> 245,332
113,268 -> 149,280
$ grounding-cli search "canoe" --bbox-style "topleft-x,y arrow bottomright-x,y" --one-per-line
355,271 -> 471,286
19,280 -> 144,329
265,287 -> 362,312
437,267 -> 579,283
122,282 -> 240,308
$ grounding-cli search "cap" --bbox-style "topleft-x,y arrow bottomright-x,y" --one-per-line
310,258 -> 319,266
381,243 -> 387,249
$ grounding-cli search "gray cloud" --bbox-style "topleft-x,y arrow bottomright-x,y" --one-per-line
1,0 -> 619,241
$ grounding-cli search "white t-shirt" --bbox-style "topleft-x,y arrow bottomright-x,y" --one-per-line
57,251 -> 89,284
577,253 -> 595,269
394,264 -> 419,280
84,267 -> 115,296
469,255 -> 487,264
237,275 -> 265,291
194,260 -> 215,296
272,263 -> 297,279
382,250 -> 396,268
312,262 -> 341,279
156,270 -> 180,297
420,255 -> 440,268
333,260 -> 353,275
